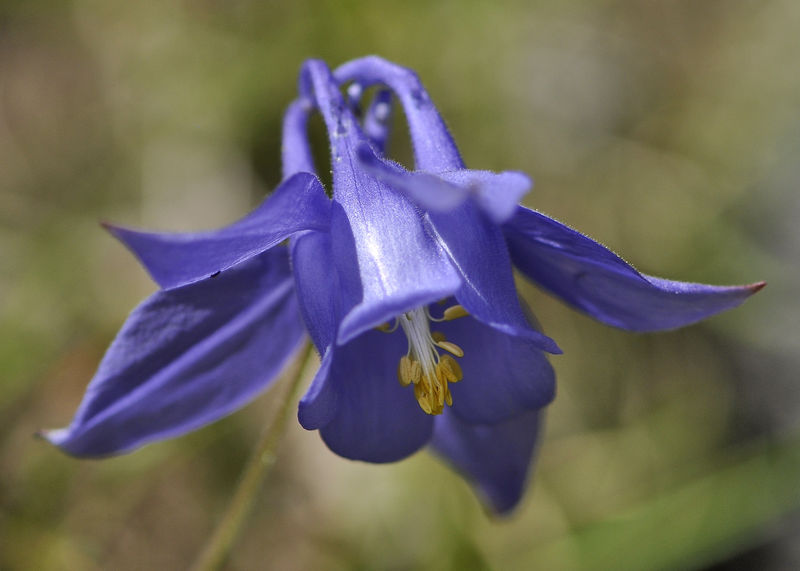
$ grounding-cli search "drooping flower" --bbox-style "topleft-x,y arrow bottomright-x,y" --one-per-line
45,56 -> 763,514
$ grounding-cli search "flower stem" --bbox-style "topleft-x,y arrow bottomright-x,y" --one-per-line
190,340 -> 316,571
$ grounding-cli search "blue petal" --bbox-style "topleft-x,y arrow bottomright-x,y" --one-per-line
45,248 -> 305,457
437,170 -> 531,225
334,56 -> 464,171
355,144 -> 471,211
297,346 -> 338,430
291,217 -> 418,434
281,99 -> 315,178
436,312 -> 555,424
326,59 -> 557,351
357,147 -> 531,224
340,59 -> 530,225
331,167 -> 461,346
431,408 -> 544,515
301,60 -> 461,344
314,329 -> 434,463
504,206 -> 766,331
107,172 -> 330,290
291,219 -> 358,429
429,202 -> 561,354
291,230 -> 340,351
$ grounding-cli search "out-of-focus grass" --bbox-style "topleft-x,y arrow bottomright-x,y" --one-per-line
1,1 -> 798,569
536,436 -> 800,571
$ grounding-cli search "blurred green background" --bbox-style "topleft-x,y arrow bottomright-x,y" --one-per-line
1,0 -> 798,569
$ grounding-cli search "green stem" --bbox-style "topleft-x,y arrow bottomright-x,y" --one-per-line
190,341 -> 316,571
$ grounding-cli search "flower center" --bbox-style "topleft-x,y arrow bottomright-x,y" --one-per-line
386,304 -> 468,415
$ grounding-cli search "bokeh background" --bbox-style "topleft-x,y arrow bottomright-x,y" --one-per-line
1,0 -> 798,569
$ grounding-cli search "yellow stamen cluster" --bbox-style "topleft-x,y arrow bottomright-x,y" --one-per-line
391,304 -> 469,415
397,343 -> 463,414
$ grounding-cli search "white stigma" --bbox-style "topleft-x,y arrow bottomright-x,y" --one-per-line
398,308 -> 440,382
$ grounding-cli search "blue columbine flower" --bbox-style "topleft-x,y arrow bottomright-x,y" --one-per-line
45,56 -> 763,514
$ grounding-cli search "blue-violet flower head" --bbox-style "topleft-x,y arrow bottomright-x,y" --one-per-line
44,56 -> 764,515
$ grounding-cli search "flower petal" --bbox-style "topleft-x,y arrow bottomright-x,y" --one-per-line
291,230 -> 340,351
430,408 -> 544,515
107,172 -> 330,290
44,248 -> 305,457
437,170 -> 531,225
340,59 -> 530,225
301,60 -> 461,344
291,223 -> 424,439
334,56 -> 464,171
327,60 -> 556,352
357,142 -> 531,224
316,329 -> 434,463
436,313 -> 555,424
296,346 -> 338,430
281,99 -> 315,178
504,206 -> 765,331
429,202 -> 561,354
355,143 -> 469,211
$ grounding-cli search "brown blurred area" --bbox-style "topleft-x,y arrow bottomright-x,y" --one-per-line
1,1 -> 799,569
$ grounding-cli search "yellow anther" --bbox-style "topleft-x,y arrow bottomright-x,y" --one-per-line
434,389 -> 445,410
414,384 -> 433,414
439,354 -> 462,382
443,304 -> 469,321
435,340 -> 464,358
444,388 -> 453,407
431,331 -> 446,343
410,360 -> 421,384
438,354 -> 463,383
376,321 -> 397,333
397,355 -> 422,386
397,355 -> 412,386
429,378 -> 446,413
